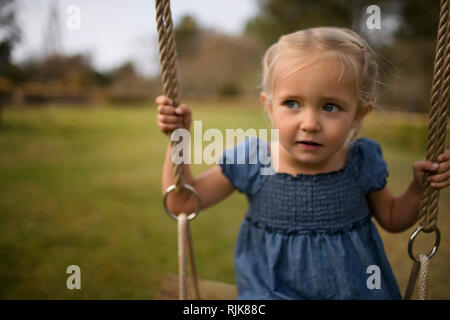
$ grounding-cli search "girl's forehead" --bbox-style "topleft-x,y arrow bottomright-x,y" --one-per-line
272,54 -> 357,90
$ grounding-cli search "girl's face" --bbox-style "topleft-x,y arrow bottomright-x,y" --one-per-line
263,54 -> 372,174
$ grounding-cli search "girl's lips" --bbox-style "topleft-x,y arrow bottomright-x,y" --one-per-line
297,141 -> 322,150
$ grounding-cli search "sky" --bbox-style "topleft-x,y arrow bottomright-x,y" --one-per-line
13,0 -> 259,76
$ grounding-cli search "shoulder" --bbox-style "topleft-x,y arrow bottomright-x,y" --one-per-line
351,137 -> 383,156
219,137 -> 270,196
349,138 -> 389,195
350,138 -> 385,169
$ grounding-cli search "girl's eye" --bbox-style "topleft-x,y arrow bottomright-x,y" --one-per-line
284,100 -> 299,109
323,103 -> 340,112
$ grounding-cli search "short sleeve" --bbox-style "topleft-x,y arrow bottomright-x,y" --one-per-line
350,138 -> 389,195
219,137 -> 269,196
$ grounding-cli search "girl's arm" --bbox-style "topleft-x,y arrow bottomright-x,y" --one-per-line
157,95 -> 236,215
162,142 -> 236,214
368,150 -> 450,233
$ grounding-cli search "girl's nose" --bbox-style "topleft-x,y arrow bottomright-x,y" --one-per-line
300,109 -> 321,132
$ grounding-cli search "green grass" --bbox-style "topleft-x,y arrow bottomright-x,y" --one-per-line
0,101 -> 449,299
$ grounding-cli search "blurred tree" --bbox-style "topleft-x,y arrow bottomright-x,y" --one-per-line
0,0 -> 21,126
380,0 -> 441,112
0,0 -> 20,77
109,61 -> 151,89
88,69 -> 112,88
176,29 -> 263,98
174,15 -> 200,57
245,0 -> 394,47
395,0 -> 440,38
170,15 -> 263,98
111,61 -> 137,83
20,53 -> 94,87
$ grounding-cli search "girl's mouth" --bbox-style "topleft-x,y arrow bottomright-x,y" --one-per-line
297,140 -> 323,150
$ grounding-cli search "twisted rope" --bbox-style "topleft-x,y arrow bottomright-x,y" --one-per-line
155,0 -> 201,300
404,254 -> 431,300
418,0 -> 449,232
418,254 -> 430,300
155,0 -> 184,190
177,213 -> 201,300
404,0 -> 449,301
177,213 -> 187,300
185,215 -> 201,299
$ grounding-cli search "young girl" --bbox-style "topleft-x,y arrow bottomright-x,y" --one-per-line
156,27 -> 450,299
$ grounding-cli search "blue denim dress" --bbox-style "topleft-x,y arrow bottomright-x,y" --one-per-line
219,137 -> 402,300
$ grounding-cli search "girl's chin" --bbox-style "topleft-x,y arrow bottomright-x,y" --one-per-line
290,153 -> 327,168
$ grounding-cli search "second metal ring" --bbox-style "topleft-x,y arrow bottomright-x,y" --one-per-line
408,225 -> 440,261
163,184 -> 202,221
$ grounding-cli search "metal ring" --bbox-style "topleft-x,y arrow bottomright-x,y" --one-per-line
408,226 -> 440,261
163,184 -> 201,221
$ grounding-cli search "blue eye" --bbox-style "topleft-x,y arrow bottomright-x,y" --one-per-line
323,103 -> 340,112
285,100 -> 299,109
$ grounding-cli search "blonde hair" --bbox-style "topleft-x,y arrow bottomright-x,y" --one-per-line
261,27 -> 380,140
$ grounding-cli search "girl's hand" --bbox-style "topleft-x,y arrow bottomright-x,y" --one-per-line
413,149 -> 450,192
156,95 -> 192,135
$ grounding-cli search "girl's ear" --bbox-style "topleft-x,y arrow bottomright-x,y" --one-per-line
353,102 -> 373,128
260,92 -> 272,116
261,92 -> 275,128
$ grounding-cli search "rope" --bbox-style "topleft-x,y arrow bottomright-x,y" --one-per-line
177,213 -> 187,300
155,0 -> 201,300
418,0 -> 449,232
404,254 -> 431,300
418,254 -> 430,300
404,259 -> 420,300
404,0 -> 448,300
185,217 -> 201,299
177,213 -> 201,300
155,0 -> 184,191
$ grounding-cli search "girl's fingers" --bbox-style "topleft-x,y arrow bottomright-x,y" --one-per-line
155,96 -> 191,134
157,103 -> 191,116
435,154 -> 450,172
157,104 -> 177,115
175,103 -> 190,115
437,150 -> 450,163
157,121 -> 182,132
436,161 -> 449,173
429,178 -> 450,189
413,160 -> 439,173
155,95 -> 172,106
428,169 -> 450,184
157,113 -> 182,124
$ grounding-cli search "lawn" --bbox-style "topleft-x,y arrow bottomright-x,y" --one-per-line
0,100 -> 449,299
